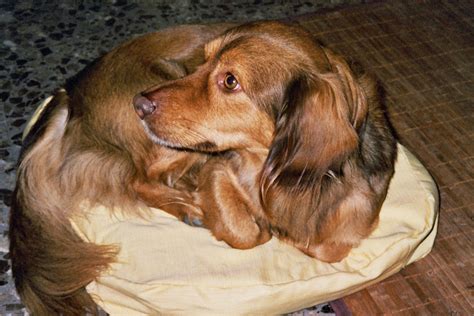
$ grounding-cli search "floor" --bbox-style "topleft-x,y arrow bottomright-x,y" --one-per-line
1,0 -> 473,315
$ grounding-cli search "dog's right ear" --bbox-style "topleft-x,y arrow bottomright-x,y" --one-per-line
204,37 -> 224,60
151,59 -> 189,80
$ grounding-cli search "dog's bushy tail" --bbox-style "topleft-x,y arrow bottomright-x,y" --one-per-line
9,91 -> 118,315
9,200 -> 117,315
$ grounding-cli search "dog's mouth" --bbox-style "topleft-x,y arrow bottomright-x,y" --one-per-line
134,94 -> 218,152
139,120 -> 219,153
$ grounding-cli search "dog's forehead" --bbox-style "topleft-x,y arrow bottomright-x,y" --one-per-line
204,34 -> 251,60
205,21 -> 321,60
205,35 -> 284,68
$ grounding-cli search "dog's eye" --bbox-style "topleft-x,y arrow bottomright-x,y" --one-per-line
223,73 -> 240,90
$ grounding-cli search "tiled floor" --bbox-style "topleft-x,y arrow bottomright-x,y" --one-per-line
0,0 -> 364,314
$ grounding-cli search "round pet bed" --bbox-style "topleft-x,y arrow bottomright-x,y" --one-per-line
69,144 -> 439,315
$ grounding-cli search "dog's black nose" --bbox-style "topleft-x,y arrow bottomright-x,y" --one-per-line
133,94 -> 156,119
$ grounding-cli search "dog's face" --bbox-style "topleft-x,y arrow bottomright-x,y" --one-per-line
134,22 -> 334,152
135,21 -> 368,178
136,56 -> 274,151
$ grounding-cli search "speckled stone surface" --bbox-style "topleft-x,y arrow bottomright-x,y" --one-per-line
0,0 -> 365,314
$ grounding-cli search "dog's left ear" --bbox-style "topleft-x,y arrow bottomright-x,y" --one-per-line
261,50 -> 368,201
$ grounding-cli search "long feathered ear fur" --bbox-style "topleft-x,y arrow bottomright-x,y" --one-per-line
259,50 -> 383,261
261,52 -> 368,202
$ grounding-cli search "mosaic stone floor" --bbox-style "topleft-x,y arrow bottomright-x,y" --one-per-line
0,0 -> 368,314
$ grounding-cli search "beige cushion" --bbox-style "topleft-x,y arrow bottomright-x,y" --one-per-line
69,144 -> 439,315
25,97 -> 439,315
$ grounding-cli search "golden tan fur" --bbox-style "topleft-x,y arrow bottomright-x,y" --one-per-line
9,24 -> 233,315
136,21 -> 397,261
10,21 -> 397,314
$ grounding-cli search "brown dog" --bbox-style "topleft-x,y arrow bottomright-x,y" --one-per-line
9,24 -> 234,315
135,21 -> 397,262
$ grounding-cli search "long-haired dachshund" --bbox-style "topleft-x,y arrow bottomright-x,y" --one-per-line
135,21 -> 397,262
9,24 -> 233,315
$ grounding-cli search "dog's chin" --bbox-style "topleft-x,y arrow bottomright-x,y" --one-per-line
141,121 -> 218,153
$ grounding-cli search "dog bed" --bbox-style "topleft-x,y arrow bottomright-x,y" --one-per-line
74,146 -> 439,315
27,98 -> 439,315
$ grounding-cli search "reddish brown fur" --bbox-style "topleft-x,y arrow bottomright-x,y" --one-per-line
192,149 -> 272,249
138,21 -> 397,261
9,24 -> 233,315
11,20 -> 396,314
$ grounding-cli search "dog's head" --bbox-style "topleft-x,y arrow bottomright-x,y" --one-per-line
134,20 -> 369,184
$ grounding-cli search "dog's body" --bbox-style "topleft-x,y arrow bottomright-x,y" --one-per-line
136,21 -> 397,262
9,24 -> 233,315
10,21 -> 396,315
